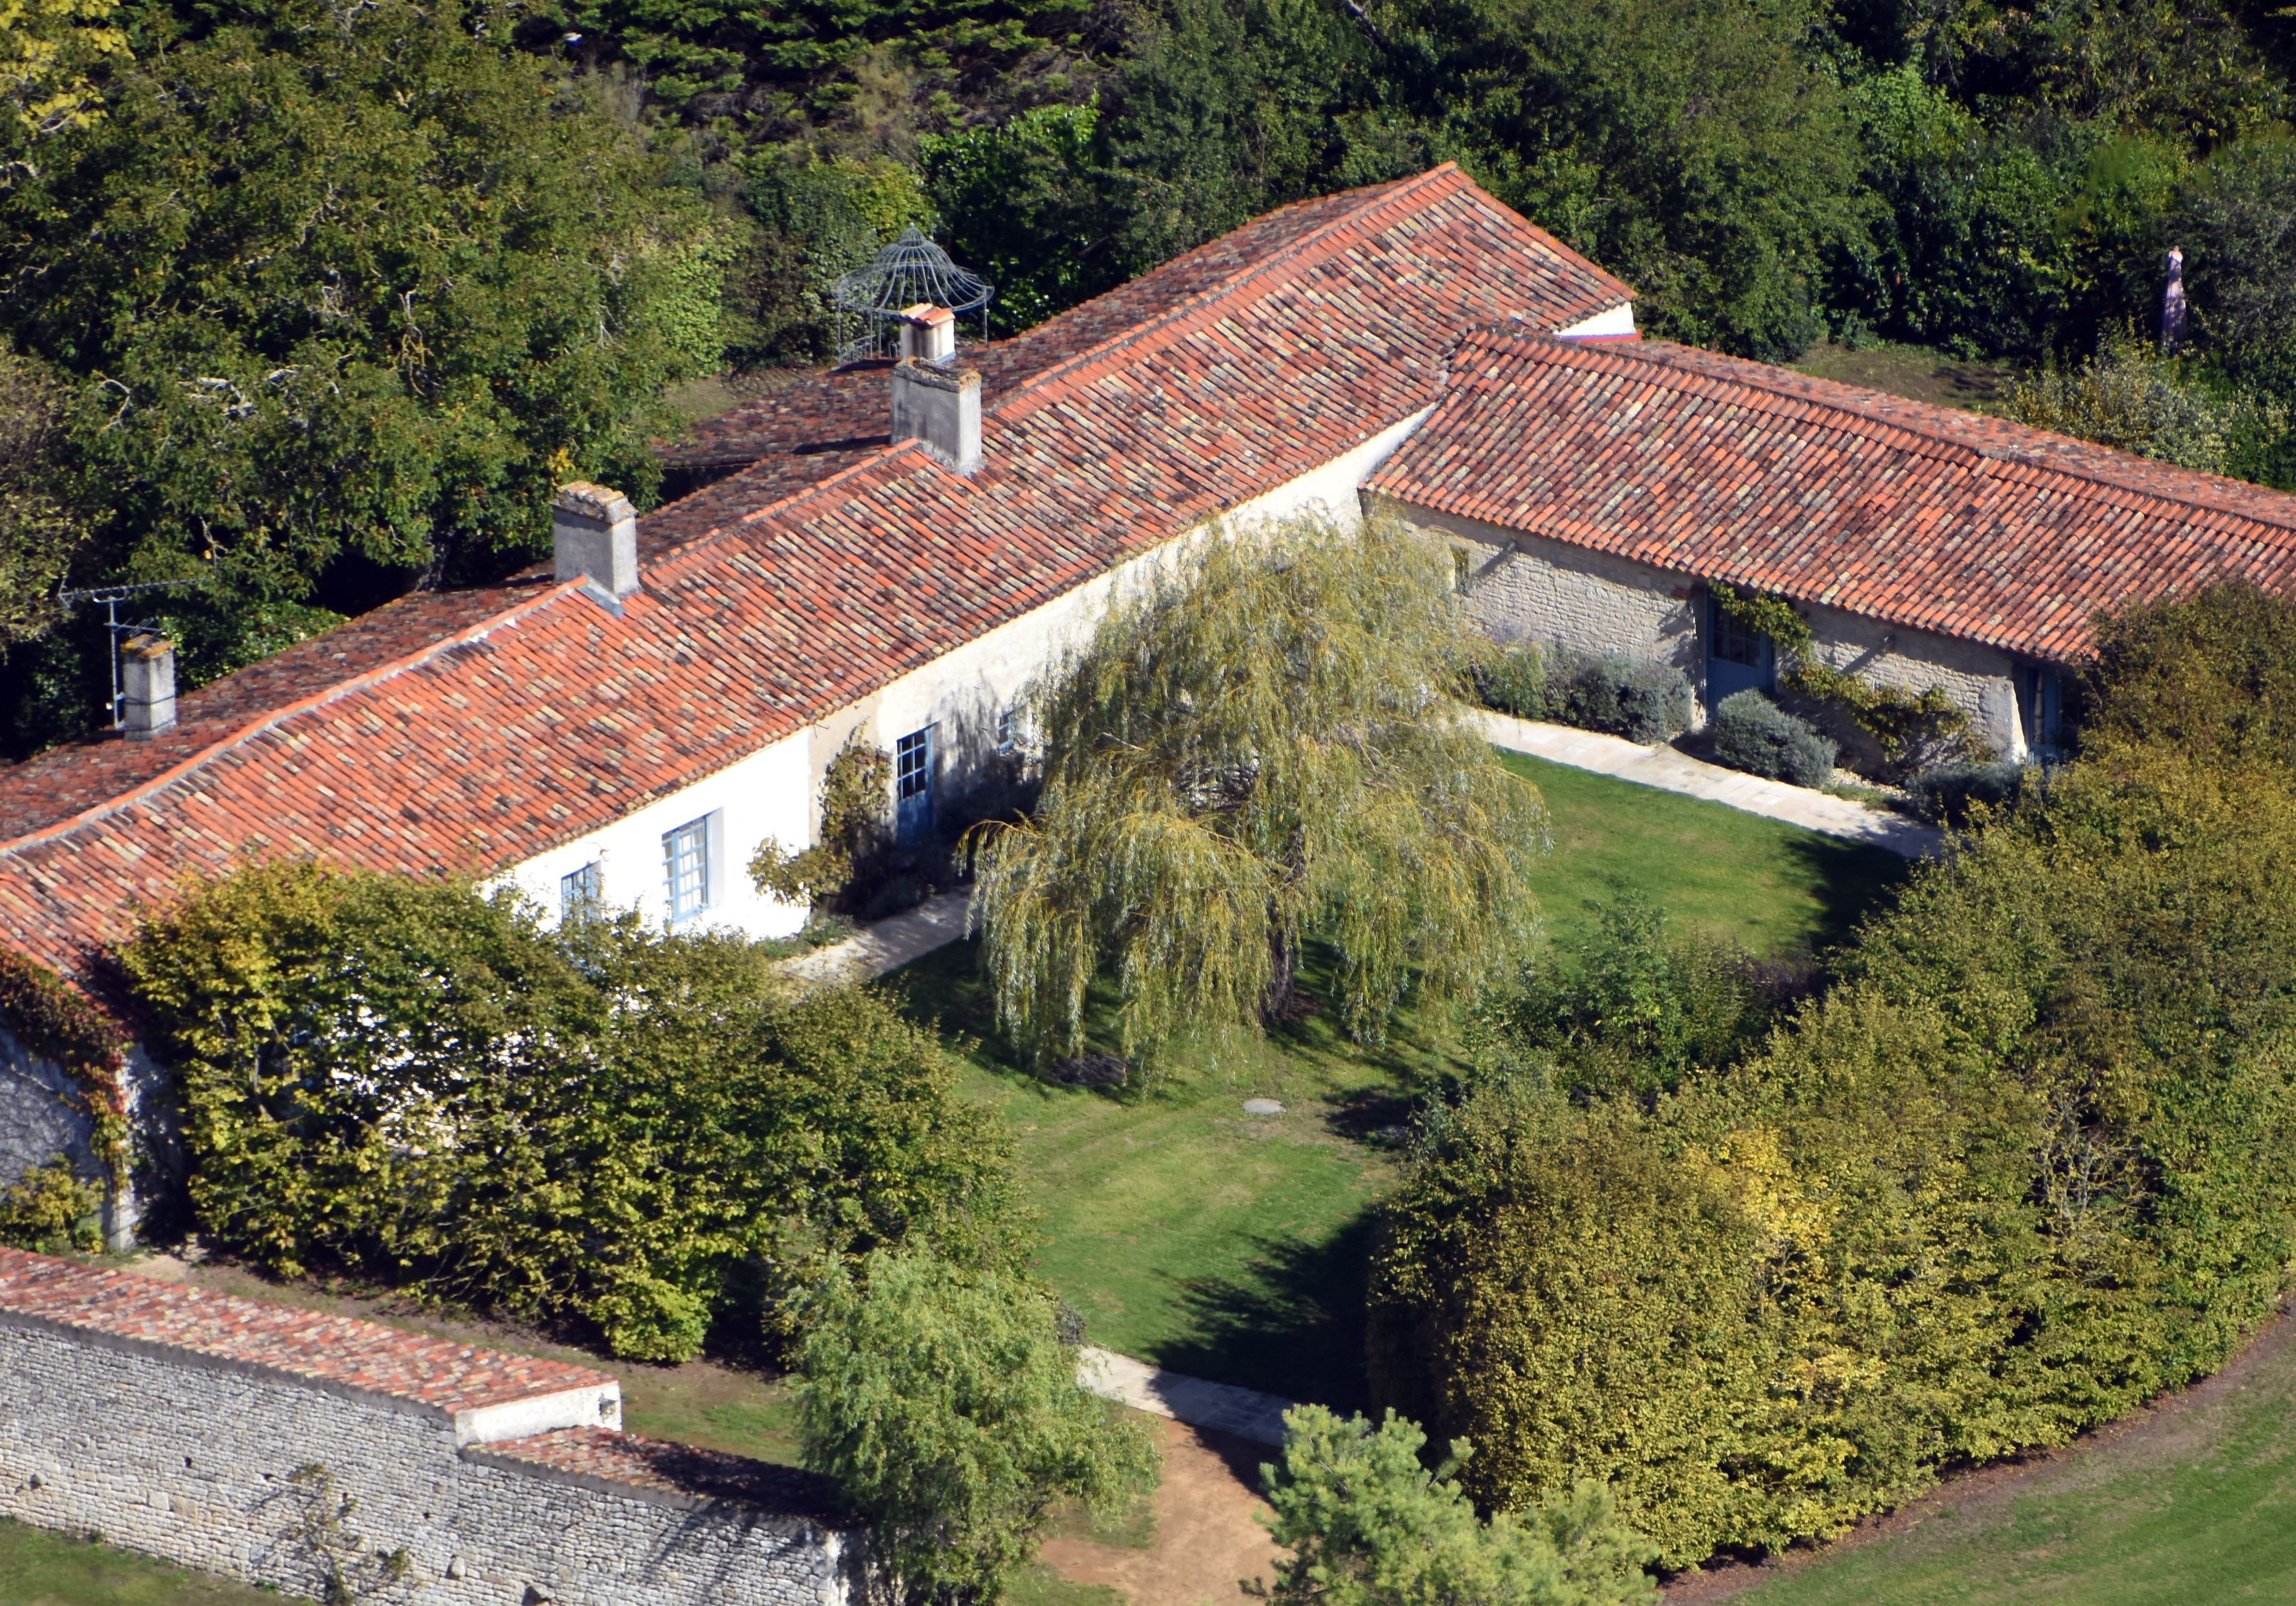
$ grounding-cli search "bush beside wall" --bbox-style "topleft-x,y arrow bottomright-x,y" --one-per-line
1474,644 -> 1692,746
1905,759 -> 2026,824
1711,690 -> 1838,788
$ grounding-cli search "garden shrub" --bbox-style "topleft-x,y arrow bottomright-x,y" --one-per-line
0,1156 -> 101,1253
1904,759 -> 2026,825
119,861 -> 1025,1361
1711,689 -> 1838,788
1549,651 -> 1694,745
1469,895 -> 1807,1104
1471,641 -> 1549,721
1469,643 -> 1691,744
1371,751 -> 2296,1566
1258,1404 -> 1657,1606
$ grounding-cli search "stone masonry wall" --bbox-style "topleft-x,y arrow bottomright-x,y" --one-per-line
0,1308 -> 852,1606
1394,503 -> 2029,755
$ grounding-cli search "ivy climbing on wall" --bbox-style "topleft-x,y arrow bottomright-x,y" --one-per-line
0,947 -> 129,1221
1709,582 -> 1989,773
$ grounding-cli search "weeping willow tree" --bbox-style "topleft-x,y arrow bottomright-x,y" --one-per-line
969,514 -> 1549,1073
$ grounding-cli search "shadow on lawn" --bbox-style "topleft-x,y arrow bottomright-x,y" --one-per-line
1152,1210 -> 1381,1415
1781,831 -> 1913,952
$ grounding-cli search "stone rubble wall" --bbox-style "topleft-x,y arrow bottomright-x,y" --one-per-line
0,1314 -> 854,1606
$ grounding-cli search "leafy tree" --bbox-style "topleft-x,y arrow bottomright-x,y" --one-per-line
1374,741 -> 2296,1564
970,515 -> 1547,1071
0,0 -> 124,141
796,1247 -> 1160,1605
0,345 -> 86,646
2005,332 -> 2291,480
0,0 -> 731,746
1257,1405 -> 1656,1606
2079,582 -> 2296,768
751,737 -> 896,912
121,861 -> 1025,1361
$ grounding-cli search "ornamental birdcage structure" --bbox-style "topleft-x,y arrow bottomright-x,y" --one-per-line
832,228 -> 995,365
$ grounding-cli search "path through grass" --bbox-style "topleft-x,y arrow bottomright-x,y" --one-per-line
892,758 -> 1909,1408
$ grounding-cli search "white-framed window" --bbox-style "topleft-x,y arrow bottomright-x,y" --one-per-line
560,861 -> 603,925
896,728 -> 933,800
662,816 -> 711,924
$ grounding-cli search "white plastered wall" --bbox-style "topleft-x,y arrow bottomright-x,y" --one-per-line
500,404 -> 1442,939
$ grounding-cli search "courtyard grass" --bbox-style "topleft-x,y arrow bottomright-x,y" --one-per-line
890,757 -> 1910,1408
0,1518 -> 274,1606
1730,1315 -> 2296,1605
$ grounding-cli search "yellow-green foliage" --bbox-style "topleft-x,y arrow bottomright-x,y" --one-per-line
971,514 -> 1549,1071
0,1156 -> 100,1252
1374,751 -> 2296,1565
120,861 -> 1025,1361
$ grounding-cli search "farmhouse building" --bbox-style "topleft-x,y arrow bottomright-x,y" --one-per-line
6,162 -> 2296,1239
1367,327 -> 2296,761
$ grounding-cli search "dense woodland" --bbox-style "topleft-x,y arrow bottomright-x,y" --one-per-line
0,0 -> 2293,751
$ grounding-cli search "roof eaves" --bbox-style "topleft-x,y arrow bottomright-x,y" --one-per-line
0,581 -> 587,863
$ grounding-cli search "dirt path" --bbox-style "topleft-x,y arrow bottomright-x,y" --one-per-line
1040,1417 -> 1284,1606
1664,1300 -> 2296,1600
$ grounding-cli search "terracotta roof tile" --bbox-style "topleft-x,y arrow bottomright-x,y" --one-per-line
0,165 -> 1628,987
1368,330 -> 2296,663
0,1248 -> 612,1415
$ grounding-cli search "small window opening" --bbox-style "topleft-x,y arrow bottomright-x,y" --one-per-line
662,818 -> 710,923
560,861 -> 603,925
896,729 -> 933,800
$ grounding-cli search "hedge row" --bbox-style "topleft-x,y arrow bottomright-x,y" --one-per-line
121,862 -> 1025,1361
1372,750 -> 2296,1564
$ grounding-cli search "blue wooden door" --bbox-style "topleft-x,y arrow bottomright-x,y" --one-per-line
1706,593 -> 1774,704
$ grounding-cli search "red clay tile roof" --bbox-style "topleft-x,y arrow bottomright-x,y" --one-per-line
472,1426 -> 844,1520
0,1247 -> 613,1414
0,164 -> 1629,987
1368,329 -> 2296,664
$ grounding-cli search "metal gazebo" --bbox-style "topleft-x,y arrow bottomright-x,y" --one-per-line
831,228 -> 995,365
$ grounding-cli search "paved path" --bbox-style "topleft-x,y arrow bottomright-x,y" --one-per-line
1077,1347 -> 1295,1447
781,888 -> 972,984
1472,710 -> 1943,858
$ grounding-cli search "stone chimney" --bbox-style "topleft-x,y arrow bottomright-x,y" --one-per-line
552,482 -> 640,611
896,303 -> 957,364
891,360 -> 983,475
120,632 -> 177,739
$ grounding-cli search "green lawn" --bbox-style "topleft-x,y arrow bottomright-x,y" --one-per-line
0,1520 -> 274,1606
1736,1322 -> 2296,1604
891,758 -> 1909,1408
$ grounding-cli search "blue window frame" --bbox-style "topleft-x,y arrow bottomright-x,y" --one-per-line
560,861 -> 602,924
663,816 -> 710,923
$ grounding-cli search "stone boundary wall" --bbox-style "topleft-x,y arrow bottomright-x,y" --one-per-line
0,1251 -> 854,1606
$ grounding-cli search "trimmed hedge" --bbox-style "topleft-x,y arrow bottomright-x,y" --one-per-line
1711,689 -> 1836,788
1372,753 -> 2296,1567
1473,643 -> 1692,746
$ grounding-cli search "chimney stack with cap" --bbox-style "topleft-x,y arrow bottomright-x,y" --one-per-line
896,303 -> 957,364
889,305 -> 981,475
553,482 -> 640,610
120,632 -> 177,739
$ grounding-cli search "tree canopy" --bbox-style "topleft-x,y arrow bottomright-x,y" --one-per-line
0,0 -> 731,752
796,1247 -> 1160,1605
970,515 -> 1547,1072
